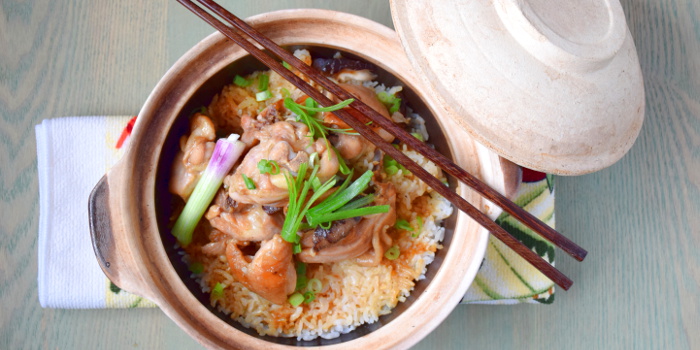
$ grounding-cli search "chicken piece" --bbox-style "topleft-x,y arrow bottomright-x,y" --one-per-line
329,133 -> 376,161
239,99 -> 286,146
226,120 -> 339,206
297,181 -> 397,265
206,202 -> 284,242
225,235 -> 296,305
169,114 -> 216,200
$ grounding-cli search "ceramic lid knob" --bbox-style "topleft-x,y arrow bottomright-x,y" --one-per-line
495,0 -> 627,73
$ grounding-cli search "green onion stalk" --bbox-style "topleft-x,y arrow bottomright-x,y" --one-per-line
172,134 -> 246,247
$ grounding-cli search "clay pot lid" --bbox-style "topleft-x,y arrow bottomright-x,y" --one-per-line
390,0 -> 644,175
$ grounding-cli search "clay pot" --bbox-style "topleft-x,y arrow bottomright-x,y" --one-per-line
89,9 -> 509,349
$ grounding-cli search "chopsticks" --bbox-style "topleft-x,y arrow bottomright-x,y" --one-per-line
177,0 -> 586,290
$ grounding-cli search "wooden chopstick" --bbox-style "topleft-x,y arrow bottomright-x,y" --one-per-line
177,0 -> 577,290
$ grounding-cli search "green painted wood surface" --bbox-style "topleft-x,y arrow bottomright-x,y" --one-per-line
1,0 -> 698,348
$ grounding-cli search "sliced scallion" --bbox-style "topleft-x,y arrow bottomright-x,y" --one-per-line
257,159 -> 280,175
212,282 -> 225,299
280,162 -> 336,244
331,145 -> 351,175
377,91 -> 401,114
411,132 -> 425,142
395,219 -> 413,231
303,291 -> 315,304
242,174 -> 256,190
172,134 -> 246,247
337,194 -> 375,212
306,169 -> 374,223
384,245 -> 400,260
257,74 -> 269,91
289,292 -> 304,307
413,216 -> 424,237
188,262 -> 204,274
389,98 -> 402,114
234,75 -> 251,87
296,275 -> 308,291
307,278 -> 322,294
385,165 -> 399,175
256,90 -> 273,101
296,98 -> 354,113
308,205 -> 390,225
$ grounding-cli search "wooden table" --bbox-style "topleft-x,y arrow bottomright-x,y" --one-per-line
1,0 -> 698,348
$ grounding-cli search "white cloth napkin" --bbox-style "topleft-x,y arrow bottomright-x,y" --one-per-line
36,116 -> 135,308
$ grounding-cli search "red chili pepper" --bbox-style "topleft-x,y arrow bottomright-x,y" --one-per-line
115,116 -> 137,149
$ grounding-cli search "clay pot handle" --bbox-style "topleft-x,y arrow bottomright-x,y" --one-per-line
88,174 -> 152,299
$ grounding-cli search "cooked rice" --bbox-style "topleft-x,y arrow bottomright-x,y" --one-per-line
181,52 -> 452,340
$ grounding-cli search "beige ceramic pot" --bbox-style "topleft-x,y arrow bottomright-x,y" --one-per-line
88,9 -> 511,350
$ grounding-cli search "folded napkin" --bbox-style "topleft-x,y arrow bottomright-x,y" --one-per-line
36,116 -> 555,308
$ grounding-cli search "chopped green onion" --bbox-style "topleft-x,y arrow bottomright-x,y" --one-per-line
385,165 -> 399,175
413,216 -> 424,237
307,278 -> 322,294
305,170 -> 374,225
296,98 -> 355,113
296,261 -> 307,276
282,61 -> 292,70
257,159 -> 280,175
411,132 -> 425,142
256,90 -> 273,101
242,174 -> 256,190
319,221 -> 332,229
308,152 -> 319,168
285,98 -> 326,140
305,98 -> 318,109
280,162 -> 337,245
188,262 -> 204,274
384,245 -> 400,260
296,275 -> 308,291
332,145 -> 351,175
172,134 -> 246,247
384,154 -> 406,174
212,282 -> 225,299
337,194 -> 375,212
384,154 -> 398,168
311,176 -> 322,191
293,243 -> 302,254
377,91 -> 401,114
288,292 -> 304,307
303,291 -> 315,304
395,219 -> 413,231
234,75 -> 251,87
377,91 -> 393,104
308,205 -> 390,225
258,74 -> 269,91
295,262 -> 308,291
281,87 -> 291,98
389,98 -> 402,114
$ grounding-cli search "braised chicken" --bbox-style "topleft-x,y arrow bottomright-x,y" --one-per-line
225,235 -> 296,305
169,114 -> 216,200
225,120 -> 339,206
297,182 -> 397,266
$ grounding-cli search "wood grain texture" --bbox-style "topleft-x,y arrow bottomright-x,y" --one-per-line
1,0 -> 697,349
